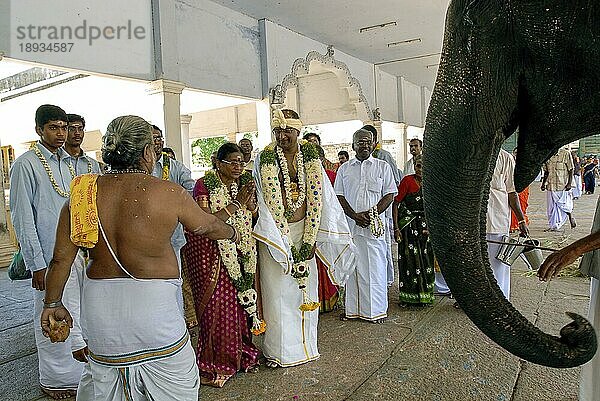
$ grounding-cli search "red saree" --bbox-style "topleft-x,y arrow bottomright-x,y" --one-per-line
182,179 -> 259,387
510,186 -> 530,231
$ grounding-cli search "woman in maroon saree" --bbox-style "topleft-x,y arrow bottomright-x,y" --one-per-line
182,143 -> 262,387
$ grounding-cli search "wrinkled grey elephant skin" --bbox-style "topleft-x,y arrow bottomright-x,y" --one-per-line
423,0 -> 599,368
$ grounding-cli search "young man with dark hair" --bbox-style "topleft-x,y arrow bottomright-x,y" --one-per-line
404,138 -> 423,175
66,113 -> 101,175
238,138 -> 254,172
338,150 -> 349,165
10,105 -> 85,399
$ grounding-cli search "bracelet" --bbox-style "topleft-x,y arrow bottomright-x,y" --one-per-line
43,300 -> 63,309
228,225 -> 238,242
517,220 -> 526,225
250,205 -> 258,213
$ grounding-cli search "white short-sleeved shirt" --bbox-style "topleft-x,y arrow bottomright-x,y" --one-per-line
487,149 -> 516,234
334,156 -> 398,237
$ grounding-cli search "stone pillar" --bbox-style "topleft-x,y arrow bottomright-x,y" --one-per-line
148,80 -> 185,161
180,114 -> 192,168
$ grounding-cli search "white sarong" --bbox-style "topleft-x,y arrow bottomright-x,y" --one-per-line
487,233 -> 511,300
35,256 -> 85,391
345,234 -> 389,320
573,175 -> 583,198
546,190 -> 573,230
88,341 -> 198,401
258,220 -> 320,366
81,274 -> 198,400
580,280 -> 600,401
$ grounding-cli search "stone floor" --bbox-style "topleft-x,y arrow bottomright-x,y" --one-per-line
0,185 -> 597,401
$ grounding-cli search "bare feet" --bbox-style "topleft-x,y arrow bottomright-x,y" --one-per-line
339,313 -> 350,321
41,387 -> 76,400
568,214 -> 577,228
266,360 -> 279,368
372,317 -> 386,324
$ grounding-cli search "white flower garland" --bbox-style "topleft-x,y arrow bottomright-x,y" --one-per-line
275,145 -> 306,216
204,170 -> 265,335
369,205 -> 385,238
259,140 -> 323,311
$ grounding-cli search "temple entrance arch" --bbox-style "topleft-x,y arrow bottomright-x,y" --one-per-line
269,48 -> 377,130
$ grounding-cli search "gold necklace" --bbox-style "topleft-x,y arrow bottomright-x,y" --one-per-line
32,144 -> 75,198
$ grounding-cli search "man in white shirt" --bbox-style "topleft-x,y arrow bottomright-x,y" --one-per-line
335,128 -> 397,323
403,138 -> 422,176
487,149 -> 528,299
363,124 -> 401,287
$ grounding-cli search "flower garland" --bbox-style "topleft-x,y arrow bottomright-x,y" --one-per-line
369,205 -> 385,238
275,145 -> 306,218
203,170 -> 265,335
32,144 -> 75,198
259,140 -> 323,311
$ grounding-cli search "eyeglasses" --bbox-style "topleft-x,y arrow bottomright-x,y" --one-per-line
355,140 -> 373,147
68,125 -> 85,133
220,160 -> 247,167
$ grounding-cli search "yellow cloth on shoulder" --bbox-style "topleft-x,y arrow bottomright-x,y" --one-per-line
70,174 -> 99,248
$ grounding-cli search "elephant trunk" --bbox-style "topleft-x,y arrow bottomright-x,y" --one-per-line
422,127 -> 596,368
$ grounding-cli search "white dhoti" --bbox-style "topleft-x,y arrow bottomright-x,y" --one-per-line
573,175 -> 583,198
35,257 -> 85,391
546,190 -> 573,230
345,234 -> 389,320
88,341 -> 198,401
434,272 -> 450,294
258,220 -> 320,367
580,278 -> 600,401
486,233 -> 511,300
82,273 -> 198,400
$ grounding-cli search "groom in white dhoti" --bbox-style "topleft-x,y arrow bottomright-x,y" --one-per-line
335,128 -> 397,323
253,109 -> 356,368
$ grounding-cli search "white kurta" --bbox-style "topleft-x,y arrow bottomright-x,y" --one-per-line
335,156 -> 397,320
486,149 -> 516,300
